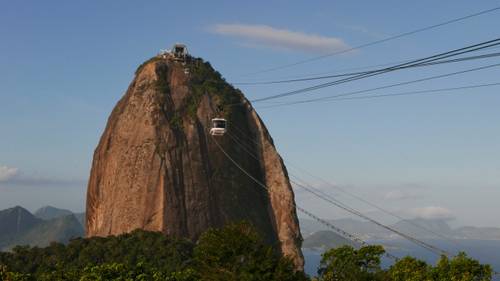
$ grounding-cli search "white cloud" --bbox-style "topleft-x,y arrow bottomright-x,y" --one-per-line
0,165 -> 85,187
0,165 -> 18,182
409,206 -> 455,220
211,23 -> 350,54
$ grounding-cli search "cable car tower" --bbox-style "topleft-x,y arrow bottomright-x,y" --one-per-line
171,43 -> 188,61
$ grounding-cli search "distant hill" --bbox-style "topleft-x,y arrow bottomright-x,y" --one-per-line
391,218 -> 454,239
299,217 -> 500,241
3,207 -> 500,252
34,206 -> 73,220
34,205 -> 85,230
455,226 -> 500,240
302,230 -> 357,250
74,212 -> 86,230
0,206 -> 42,249
0,206 -> 84,251
300,218 -> 389,239
5,215 -> 84,250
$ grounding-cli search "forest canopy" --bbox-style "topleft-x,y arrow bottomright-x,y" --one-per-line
0,222 -> 493,281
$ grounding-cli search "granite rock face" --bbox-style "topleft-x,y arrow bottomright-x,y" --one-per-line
85,55 -> 304,269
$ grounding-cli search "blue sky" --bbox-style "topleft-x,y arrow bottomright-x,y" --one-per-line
1,0 -> 499,227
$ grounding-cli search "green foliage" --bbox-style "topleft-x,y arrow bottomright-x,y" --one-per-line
155,64 -> 170,95
317,245 -> 386,281
0,230 -> 194,280
388,256 -> 431,281
316,245 -> 493,281
0,223 -> 305,281
187,59 -> 241,120
0,223 -> 493,281
0,264 -> 32,281
169,113 -> 182,130
429,252 -> 492,281
193,222 -> 307,281
155,77 -> 170,94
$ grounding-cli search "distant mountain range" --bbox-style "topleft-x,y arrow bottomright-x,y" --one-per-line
2,205 -> 500,252
0,206 -> 85,251
302,230 -> 358,250
300,217 -> 500,250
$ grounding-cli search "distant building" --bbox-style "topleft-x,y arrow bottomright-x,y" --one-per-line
171,43 -> 188,60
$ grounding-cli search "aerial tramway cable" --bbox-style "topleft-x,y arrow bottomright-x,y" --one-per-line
234,50 -> 500,86
221,125 -> 500,274
259,62 -> 500,108
215,130 -> 449,258
210,135 -> 400,261
259,81 -> 500,108
226,127 -> 473,250
248,38 -> 500,103
241,6 -> 500,76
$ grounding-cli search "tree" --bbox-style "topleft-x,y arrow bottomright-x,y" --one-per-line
0,265 -> 32,281
431,252 -> 492,281
1,223 -> 307,280
388,256 -> 430,281
0,230 -> 194,278
193,222 -> 307,281
317,245 -> 386,281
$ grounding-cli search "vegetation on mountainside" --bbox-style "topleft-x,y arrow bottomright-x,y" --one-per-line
0,222 -> 306,281
188,58 -> 242,120
135,56 -> 243,128
0,221 -> 493,281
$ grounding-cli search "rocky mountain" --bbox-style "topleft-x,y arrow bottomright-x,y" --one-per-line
0,206 -> 84,251
8,215 -> 84,250
34,206 -> 73,220
85,54 -> 303,269
0,206 -> 42,249
34,206 -> 86,231
302,230 -> 357,250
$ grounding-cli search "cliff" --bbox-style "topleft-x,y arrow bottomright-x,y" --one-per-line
85,54 -> 304,269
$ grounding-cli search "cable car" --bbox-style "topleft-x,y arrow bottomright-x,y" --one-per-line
210,118 -> 227,136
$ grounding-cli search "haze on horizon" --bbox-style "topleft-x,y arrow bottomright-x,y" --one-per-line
1,0 -> 499,229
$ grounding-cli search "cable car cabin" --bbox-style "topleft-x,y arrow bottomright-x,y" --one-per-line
210,118 -> 227,136
171,43 -> 188,61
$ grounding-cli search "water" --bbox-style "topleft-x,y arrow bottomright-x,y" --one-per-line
303,239 -> 500,279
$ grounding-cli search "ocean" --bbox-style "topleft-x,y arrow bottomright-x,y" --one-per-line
303,239 -> 500,280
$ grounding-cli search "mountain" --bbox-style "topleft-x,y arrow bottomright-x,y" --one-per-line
300,218 -> 389,239
300,217 -> 500,241
455,226 -> 500,240
34,205 -> 86,231
0,206 -> 42,249
74,212 -> 86,230
0,207 -> 84,251
34,206 -> 73,220
85,53 -> 303,269
392,218 -> 454,239
302,230 -> 357,250
6,215 -> 84,250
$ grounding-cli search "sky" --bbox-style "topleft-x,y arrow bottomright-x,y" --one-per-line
0,0 -> 499,228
